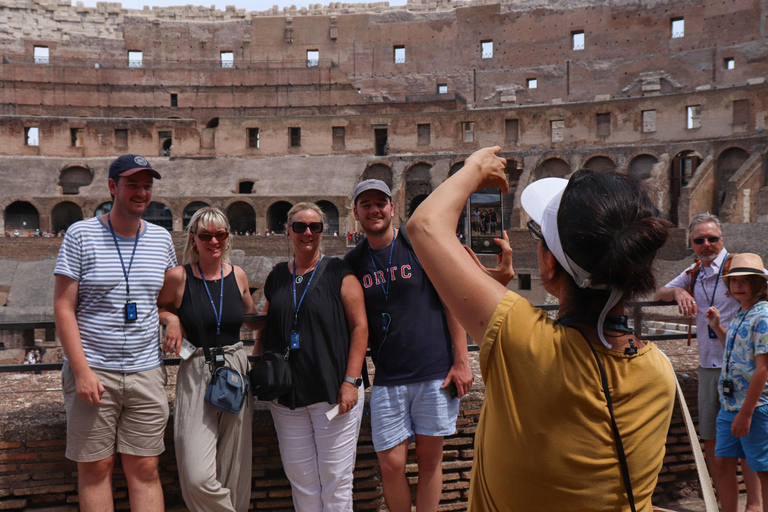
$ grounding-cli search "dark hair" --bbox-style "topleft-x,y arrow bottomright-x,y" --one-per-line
726,275 -> 768,303
548,170 -> 672,312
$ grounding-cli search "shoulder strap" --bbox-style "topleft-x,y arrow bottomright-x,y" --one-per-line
303,256 -> 330,300
723,253 -> 735,275
687,260 -> 702,295
398,226 -> 412,248
184,264 -> 213,363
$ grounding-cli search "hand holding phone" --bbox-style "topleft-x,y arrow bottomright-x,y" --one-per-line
467,186 -> 503,254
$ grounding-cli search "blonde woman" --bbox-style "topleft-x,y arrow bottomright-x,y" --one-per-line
255,202 -> 368,511
158,207 -> 258,512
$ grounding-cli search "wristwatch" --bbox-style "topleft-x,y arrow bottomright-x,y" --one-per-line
343,375 -> 363,387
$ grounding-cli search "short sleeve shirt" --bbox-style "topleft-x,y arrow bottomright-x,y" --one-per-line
719,301 -> 768,411
54,217 -> 177,372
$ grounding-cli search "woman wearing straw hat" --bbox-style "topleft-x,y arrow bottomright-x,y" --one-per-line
706,253 -> 768,512
407,146 -> 677,511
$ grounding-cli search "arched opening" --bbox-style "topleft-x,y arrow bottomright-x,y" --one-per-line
94,202 -> 113,217
405,162 -> 432,218
628,154 -> 659,181
409,195 -> 428,217
51,202 -> 83,232
183,201 -> 210,230
59,165 -> 94,195
317,200 -> 340,235
227,201 -> 257,235
715,147 -> 750,216
361,163 -> 393,189
266,201 -> 292,234
142,201 -> 173,230
670,150 -> 701,226
206,117 -> 220,129
535,158 -> 570,179
582,155 -> 616,173
4,201 -> 39,232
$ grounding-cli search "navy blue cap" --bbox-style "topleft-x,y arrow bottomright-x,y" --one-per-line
108,154 -> 161,180
353,179 -> 391,204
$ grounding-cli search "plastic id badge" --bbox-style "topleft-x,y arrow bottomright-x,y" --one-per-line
179,338 -> 196,360
125,301 -> 138,322
708,325 -> 718,339
290,332 -> 300,350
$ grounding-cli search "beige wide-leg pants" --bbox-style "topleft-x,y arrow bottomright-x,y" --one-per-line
175,343 -> 253,512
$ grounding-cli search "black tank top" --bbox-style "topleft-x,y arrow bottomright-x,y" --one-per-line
178,264 -> 244,348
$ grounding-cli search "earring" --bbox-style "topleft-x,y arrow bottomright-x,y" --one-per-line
192,244 -> 198,252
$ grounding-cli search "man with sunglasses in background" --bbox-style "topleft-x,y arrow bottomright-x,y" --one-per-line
344,179 -> 473,512
54,154 -> 177,512
655,213 -> 762,510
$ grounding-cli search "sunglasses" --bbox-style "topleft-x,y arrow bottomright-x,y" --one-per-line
196,231 -> 229,242
291,222 -> 324,234
527,220 -> 543,241
692,236 -> 721,245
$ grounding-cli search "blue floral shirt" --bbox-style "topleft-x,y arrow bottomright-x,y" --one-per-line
719,301 -> 768,411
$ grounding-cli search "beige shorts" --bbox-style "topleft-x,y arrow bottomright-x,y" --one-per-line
62,361 -> 169,462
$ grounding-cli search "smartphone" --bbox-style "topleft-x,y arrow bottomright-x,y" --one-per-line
467,187 -> 503,254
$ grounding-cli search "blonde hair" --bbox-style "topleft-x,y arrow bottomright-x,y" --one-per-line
286,202 -> 327,227
182,207 -> 232,265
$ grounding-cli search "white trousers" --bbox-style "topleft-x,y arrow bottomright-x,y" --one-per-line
175,344 -> 253,512
268,388 -> 364,512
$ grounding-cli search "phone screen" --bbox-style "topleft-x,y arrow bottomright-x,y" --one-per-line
467,187 -> 503,254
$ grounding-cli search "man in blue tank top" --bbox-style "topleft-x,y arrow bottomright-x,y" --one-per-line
345,179 -> 473,512
54,155 -> 176,512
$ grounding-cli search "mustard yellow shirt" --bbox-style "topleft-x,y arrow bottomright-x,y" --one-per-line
469,292 -> 675,512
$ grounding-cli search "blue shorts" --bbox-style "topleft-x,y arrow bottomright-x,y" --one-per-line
370,379 -> 460,453
715,406 -> 768,471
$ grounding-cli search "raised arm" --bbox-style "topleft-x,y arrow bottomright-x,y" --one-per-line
407,146 -> 510,345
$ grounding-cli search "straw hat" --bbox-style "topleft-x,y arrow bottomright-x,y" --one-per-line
721,253 -> 768,281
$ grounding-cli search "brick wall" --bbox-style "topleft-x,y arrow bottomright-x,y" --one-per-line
0,373 -> 724,511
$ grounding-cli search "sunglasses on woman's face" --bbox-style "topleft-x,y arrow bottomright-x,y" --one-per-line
527,220 -> 543,241
196,231 -> 229,242
291,222 -> 324,234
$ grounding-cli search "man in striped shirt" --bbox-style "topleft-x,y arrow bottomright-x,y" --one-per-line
655,213 -> 762,510
54,155 -> 177,512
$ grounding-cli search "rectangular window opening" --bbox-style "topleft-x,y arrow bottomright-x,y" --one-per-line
417,124 -> 431,146
642,110 -> 657,133
572,31 -> 585,50
170,93 -> 178,108
332,126 -> 345,151
247,128 -> 260,149
306,50 -> 319,67
518,273 -> 531,291
25,127 -> 39,146
70,128 -> 84,147
725,57 -> 735,70
671,18 -> 684,38
115,129 -> 128,148
686,105 -> 701,129
481,40 -> 493,59
596,113 -> 611,137
462,122 -> 474,143
159,131 -> 172,156
527,78 -> 538,89
505,119 -> 519,143
128,50 -> 143,68
290,127 -> 301,147
33,46 -> 49,64
394,45 -> 405,64
375,128 -> 388,156
437,83 -> 448,94
220,51 -> 234,68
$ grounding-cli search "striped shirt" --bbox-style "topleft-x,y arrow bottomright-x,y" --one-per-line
665,248 -> 740,368
54,217 -> 177,372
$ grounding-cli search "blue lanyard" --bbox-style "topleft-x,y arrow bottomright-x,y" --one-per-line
292,255 -> 323,327
367,228 -> 396,300
197,263 -> 224,335
724,301 -> 757,379
107,213 -> 140,298
700,252 -> 727,307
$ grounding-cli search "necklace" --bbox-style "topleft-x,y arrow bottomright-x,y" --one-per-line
293,256 -> 320,284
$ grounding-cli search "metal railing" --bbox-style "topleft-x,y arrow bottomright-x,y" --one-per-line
0,301 -> 688,373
